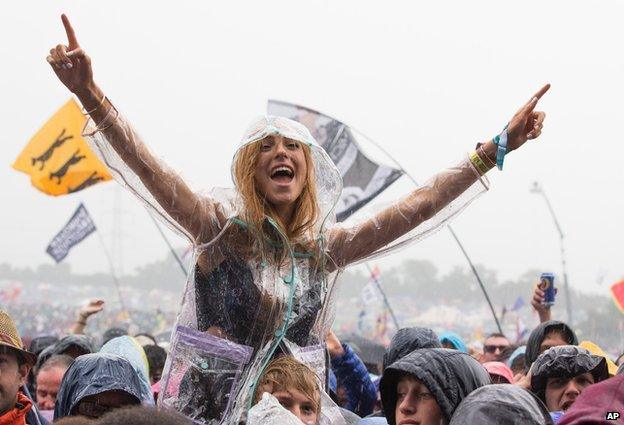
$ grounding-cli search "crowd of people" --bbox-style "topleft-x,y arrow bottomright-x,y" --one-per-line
14,11 -> 619,425
0,285 -> 622,424
5,302 -> 174,347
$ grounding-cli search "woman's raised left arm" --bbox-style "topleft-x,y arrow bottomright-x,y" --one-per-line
326,84 -> 549,269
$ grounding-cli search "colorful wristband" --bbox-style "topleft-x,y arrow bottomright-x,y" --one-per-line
470,151 -> 489,176
492,124 -> 509,170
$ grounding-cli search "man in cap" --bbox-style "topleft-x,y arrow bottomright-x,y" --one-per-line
0,310 -> 37,425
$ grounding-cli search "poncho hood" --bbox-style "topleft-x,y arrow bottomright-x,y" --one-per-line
525,321 -> 577,370
380,348 -> 490,424
449,384 -> 553,425
54,353 -> 147,420
383,327 -> 441,369
35,334 -> 95,371
232,115 -> 343,235
557,375 -> 624,425
439,331 -> 468,353
100,336 -> 153,403
530,345 -> 609,403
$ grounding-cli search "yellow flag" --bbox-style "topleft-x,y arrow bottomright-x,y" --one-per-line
12,99 -> 112,196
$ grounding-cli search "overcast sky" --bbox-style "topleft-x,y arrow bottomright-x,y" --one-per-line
2,1 -> 623,297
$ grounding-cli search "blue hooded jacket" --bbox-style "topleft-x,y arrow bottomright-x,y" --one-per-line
439,331 -> 468,353
331,343 -> 377,417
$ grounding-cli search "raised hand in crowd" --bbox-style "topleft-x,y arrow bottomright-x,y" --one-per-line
531,282 -> 557,323
70,299 -> 105,334
326,330 -> 346,358
47,14 -> 94,97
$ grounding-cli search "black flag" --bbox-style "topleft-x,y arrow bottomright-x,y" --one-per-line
46,203 -> 96,262
267,100 -> 403,221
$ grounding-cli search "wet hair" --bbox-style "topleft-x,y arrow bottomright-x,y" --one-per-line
232,138 -> 320,259
253,356 -> 321,412
96,405 -> 192,424
39,354 -> 74,374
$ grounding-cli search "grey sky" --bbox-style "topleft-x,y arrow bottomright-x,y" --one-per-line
2,1 -> 623,295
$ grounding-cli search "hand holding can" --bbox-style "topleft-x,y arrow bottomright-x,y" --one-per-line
538,273 -> 556,307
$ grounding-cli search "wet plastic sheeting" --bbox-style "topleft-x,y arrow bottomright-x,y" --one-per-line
449,384 -> 553,425
84,109 -> 489,423
54,353 -> 146,420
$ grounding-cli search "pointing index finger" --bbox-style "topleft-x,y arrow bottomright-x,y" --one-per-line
530,83 -> 551,103
61,14 -> 80,49
521,83 -> 551,115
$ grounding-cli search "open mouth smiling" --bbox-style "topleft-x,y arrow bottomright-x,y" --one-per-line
270,165 -> 295,183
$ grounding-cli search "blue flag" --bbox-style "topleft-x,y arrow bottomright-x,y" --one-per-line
46,203 -> 96,263
511,296 -> 526,312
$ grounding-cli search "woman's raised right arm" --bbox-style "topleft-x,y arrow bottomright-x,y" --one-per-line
47,15 -> 219,242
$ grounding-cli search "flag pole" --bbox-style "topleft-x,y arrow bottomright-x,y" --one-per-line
145,210 -> 188,277
93,226 -> 132,321
76,199 -> 131,320
365,263 -> 400,330
352,128 -> 503,334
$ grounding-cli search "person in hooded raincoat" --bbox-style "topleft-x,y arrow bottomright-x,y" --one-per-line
383,328 -> 441,371
449,384 -> 553,425
482,361 -> 514,384
54,353 -> 148,421
357,328 -> 441,424
525,321 -> 578,372
47,14 -> 549,424
557,374 -> 624,425
379,348 -> 491,425
35,335 -> 94,370
530,345 -> 609,414
99,336 -> 153,404
438,331 -> 467,354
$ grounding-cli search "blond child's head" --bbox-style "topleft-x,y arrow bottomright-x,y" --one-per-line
253,356 -> 321,424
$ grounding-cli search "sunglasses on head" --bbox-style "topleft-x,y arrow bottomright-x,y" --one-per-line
484,344 -> 508,353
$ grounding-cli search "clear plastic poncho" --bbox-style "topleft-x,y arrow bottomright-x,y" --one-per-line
83,106 -> 489,424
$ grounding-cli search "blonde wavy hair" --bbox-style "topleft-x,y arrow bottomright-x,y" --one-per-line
253,355 -> 321,414
232,138 -> 320,259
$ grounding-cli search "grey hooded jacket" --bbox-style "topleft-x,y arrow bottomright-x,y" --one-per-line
449,384 -> 553,425
380,348 -> 490,424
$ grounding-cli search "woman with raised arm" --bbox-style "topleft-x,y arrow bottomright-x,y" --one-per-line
47,14 -> 548,425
